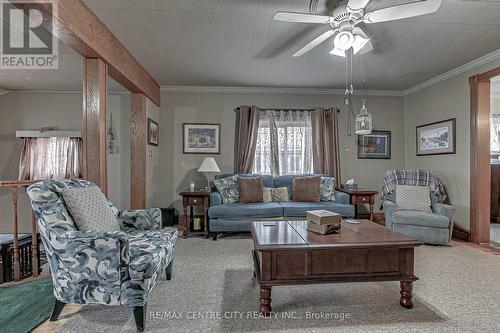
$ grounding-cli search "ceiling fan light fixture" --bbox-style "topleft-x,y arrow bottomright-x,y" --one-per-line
329,47 -> 346,57
352,35 -> 369,54
333,31 -> 354,51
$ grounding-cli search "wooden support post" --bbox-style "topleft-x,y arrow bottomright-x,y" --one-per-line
12,187 -> 20,281
130,93 -> 147,209
469,75 -> 491,244
83,58 -> 108,193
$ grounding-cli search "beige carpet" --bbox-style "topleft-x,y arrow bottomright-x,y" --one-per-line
56,236 -> 500,333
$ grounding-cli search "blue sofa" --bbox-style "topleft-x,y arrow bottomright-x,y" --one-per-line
208,174 -> 355,239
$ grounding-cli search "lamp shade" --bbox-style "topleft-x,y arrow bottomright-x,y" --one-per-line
197,157 -> 221,173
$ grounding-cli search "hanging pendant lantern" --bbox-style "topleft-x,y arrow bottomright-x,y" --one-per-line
355,100 -> 372,135
355,80 -> 373,135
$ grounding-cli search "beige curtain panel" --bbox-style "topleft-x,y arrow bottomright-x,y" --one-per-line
19,137 -> 83,180
234,105 -> 259,173
312,107 -> 341,182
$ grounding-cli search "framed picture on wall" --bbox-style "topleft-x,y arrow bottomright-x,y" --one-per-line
358,130 -> 391,159
147,118 -> 159,146
183,123 -> 220,154
416,118 -> 456,156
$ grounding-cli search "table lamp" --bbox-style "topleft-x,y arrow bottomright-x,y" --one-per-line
197,157 -> 221,190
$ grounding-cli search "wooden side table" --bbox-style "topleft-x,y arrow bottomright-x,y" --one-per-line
179,190 -> 210,239
336,187 -> 379,221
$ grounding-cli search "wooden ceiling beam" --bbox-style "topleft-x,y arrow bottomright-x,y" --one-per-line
9,0 -> 160,105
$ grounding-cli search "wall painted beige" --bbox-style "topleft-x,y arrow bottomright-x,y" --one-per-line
146,97 -> 160,208
158,91 -> 405,213
0,91 -> 131,233
404,57 -> 500,230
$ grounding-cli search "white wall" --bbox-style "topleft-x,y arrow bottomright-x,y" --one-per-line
158,91 -> 405,213
404,57 -> 500,230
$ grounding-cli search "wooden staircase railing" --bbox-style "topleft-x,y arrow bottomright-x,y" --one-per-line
0,180 -> 40,283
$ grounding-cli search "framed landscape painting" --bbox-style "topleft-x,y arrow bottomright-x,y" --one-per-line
183,123 -> 220,154
147,118 -> 159,146
358,131 -> 391,159
416,118 -> 456,156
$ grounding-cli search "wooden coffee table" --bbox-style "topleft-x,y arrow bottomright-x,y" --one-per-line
251,220 -> 422,316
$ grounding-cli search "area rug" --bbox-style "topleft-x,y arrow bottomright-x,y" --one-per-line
0,277 -> 54,333
56,237 -> 500,333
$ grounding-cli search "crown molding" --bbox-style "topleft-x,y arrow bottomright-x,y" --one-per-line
404,48 -> 500,96
160,85 -> 404,97
0,89 -> 9,95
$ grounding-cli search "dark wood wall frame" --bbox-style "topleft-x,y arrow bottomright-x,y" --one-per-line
415,118 -> 457,156
469,71 -> 496,244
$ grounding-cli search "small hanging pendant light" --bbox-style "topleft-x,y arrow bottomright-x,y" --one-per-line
355,80 -> 372,135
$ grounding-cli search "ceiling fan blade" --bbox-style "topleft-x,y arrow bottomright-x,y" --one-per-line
347,0 -> 371,11
273,11 -> 331,24
364,0 -> 442,24
293,30 -> 336,57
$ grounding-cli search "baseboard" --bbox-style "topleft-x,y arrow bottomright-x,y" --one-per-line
452,225 -> 471,242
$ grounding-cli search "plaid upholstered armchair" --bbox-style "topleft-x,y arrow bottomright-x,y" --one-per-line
382,170 -> 455,246
27,180 -> 178,332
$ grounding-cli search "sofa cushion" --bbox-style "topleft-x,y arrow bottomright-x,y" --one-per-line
320,177 -> 336,202
238,176 -> 263,203
292,176 -> 321,202
213,176 -> 239,204
263,187 -> 290,203
208,202 -> 283,219
214,174 -> 274,188
61,186 -> 120,232
274,174 -> 327,198
280,201 -> 354,218
392,210 -> 449,229
396,185 -> 432,213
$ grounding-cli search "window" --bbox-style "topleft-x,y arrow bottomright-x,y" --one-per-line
492,115 -> 500,155
252,110 -> 313,175
19,137 -> 82,180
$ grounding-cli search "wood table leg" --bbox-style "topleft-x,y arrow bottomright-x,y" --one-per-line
400,281 -> 413,309
369,203 -> 374,221
182,205 -> 188,239
203,201 -> 209,238
259,286 -> 272,316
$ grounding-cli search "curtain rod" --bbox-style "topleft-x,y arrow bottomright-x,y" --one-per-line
234,107 -> 340,112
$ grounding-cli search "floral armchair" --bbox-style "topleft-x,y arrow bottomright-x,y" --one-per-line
27,180 -> 178,332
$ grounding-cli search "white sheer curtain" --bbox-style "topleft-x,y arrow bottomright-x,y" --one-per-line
492,115 -> 500,154
252,110 -> 313,175
19,137 -> 83,180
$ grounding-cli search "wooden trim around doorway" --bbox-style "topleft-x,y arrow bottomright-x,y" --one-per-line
469,72 -> 495,244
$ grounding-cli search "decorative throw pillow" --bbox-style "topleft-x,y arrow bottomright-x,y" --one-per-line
263,187 -> 273,203
395,185 -> 432,213
263,187 -> 291,203
320,177 -> 336,202
61,186 -> 120,232
272,187 -> 290,202
292,176 -> 321,202
213,176 -> 239,204
238,176 -> 263,203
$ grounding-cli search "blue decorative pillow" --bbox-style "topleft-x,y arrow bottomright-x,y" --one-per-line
320,177 -> 336,202
213,176 -> 239,203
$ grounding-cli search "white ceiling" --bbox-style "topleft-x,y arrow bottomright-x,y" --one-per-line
2,0 -> 500,91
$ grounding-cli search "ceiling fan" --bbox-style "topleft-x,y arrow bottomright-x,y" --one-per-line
273,0 -> 443,57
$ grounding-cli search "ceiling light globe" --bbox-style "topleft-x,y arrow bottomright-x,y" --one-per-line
334,31 -> 354,51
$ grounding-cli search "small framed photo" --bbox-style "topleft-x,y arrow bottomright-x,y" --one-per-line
358,130 -> 391,159
183,123 -> 220,154
416,118 -> 456,156
147,118 -> 159,146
